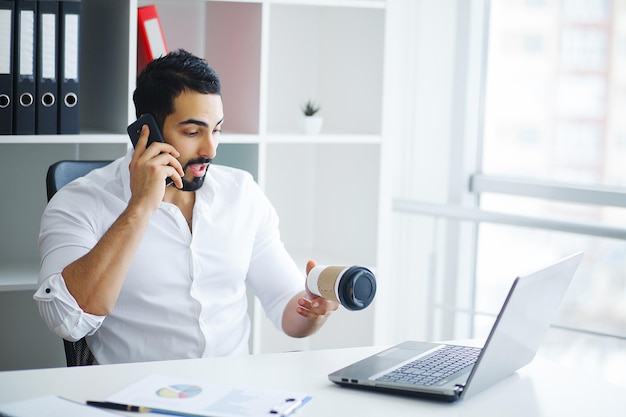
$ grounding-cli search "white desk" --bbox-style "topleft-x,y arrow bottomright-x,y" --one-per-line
0,346 -> 621,416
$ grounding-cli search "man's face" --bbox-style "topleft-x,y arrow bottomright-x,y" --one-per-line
161,91 -> 224,191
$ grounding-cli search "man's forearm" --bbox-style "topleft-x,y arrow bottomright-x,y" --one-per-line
62,204 -> 153,316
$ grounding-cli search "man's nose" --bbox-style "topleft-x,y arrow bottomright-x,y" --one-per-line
200,133 -> 218,158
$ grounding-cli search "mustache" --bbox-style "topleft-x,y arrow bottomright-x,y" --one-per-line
183,157 -> 213,169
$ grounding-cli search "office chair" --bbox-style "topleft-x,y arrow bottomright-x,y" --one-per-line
45,160 -> 112,366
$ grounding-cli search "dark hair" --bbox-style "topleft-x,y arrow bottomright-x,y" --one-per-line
132,49 -> 221,129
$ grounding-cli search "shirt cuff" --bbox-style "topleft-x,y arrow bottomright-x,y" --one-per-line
34,273 -> 105,341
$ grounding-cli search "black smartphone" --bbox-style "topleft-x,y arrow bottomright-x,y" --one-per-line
127,113 -> 165,148
127,113 -> 174,186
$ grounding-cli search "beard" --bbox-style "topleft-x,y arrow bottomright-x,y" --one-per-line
180,157 -> 213,192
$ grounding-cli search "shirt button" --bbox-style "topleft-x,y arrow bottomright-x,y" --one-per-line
45,288 -> 51,294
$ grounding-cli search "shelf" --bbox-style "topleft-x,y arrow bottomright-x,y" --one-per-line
219,133 -> 260,144
0,132 -> 381,146
0,133 -> 129,144
263,133 -> 381,144
199,0 -> 385,9
0,0 -> 388,357
267,0 -> 385,8
0,263 -> 39,292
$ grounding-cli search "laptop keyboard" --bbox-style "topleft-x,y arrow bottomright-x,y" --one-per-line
376,345 -> 481,386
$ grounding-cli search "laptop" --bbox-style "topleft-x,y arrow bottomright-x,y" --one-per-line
328,252 -> 583,402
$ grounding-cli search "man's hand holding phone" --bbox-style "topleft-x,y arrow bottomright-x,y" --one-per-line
127,115 -> 184,210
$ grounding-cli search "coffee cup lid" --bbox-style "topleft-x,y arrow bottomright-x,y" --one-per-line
337,266 -> 377,311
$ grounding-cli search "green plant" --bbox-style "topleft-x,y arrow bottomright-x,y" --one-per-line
301,100 -> 320,116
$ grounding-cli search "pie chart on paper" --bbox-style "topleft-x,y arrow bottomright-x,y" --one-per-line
156,384 -> 203,399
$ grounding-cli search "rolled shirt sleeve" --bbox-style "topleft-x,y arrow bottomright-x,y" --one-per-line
33,272 -> 104,341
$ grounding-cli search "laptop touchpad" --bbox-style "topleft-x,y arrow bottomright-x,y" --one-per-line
376,347 -> 424,361
352,344 -> 435,374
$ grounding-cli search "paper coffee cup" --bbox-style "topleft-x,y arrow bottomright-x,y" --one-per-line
306,265 -> 376,311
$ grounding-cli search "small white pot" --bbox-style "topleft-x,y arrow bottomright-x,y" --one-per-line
302,116 -> 323,134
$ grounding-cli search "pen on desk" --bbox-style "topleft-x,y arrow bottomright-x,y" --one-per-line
87,401 -> 150,412
86,401 -> 204,417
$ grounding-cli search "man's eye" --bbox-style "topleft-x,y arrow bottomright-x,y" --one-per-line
185,131 -> 199,137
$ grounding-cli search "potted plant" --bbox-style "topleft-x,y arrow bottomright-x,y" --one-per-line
301,99 -> 323,134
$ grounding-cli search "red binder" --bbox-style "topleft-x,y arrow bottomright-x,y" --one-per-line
137,5 -> 168,74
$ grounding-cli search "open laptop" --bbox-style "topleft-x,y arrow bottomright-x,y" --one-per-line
329,252 -> 583,402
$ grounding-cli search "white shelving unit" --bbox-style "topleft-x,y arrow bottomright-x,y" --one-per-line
0,1 -> 135,297
0,0 -> 388,361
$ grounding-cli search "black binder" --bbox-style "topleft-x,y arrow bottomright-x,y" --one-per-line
0,0 -> 14,135
13,0 -> 38,135
58,0 -> 80,134
36,0 -> 59,134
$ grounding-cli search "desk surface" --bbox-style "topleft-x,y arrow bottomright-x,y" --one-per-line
0,346 -> 621,416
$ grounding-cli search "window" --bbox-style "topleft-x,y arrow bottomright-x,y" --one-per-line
385,0 -> 626,388
477,0 -> 626,384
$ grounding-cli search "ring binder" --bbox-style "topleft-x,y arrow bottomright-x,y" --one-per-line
137,5 -> 168,74
14,0 -> 37,135
58,0 -> 80,134
0,0 -> 14,135
36,0 -> 59,134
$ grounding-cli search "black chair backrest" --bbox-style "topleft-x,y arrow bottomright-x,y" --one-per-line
45,160 -> 112,366
46,160 -> 112,201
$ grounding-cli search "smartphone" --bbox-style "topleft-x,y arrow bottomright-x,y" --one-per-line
127,113 -> 165,148
127,113 -> 174,186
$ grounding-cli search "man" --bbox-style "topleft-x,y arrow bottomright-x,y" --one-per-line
35,50 -> 338,364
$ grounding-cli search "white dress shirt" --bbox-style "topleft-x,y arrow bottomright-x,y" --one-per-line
35,151 -> 303,364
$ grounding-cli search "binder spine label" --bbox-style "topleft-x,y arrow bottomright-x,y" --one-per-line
41,14 -> 56,80
0,4 -> 12,134
144,19 -> 167,59
19,10 -> 35,78
63,14 -> 78,80
0,10 -> 10,74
